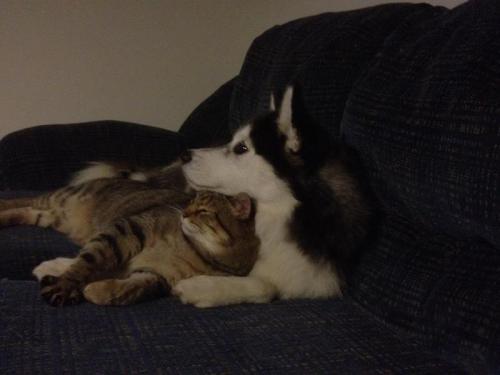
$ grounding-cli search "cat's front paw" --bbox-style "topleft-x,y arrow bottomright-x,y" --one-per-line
83,280 -> 122,306
33,257 -> 75,281
40,275 -> 83,307
172,275 -> 224,308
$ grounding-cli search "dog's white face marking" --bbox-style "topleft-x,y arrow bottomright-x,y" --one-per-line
183,125 -> 290,203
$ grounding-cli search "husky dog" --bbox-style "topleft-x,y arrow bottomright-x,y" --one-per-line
171,85 -> 375,307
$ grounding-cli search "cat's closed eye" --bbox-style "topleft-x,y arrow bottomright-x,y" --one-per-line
195,208 -> 215,216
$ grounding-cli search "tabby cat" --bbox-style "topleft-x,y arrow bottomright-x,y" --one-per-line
0,177 -> 259,306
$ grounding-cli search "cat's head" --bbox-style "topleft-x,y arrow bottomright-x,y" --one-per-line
180,191 -> 258,274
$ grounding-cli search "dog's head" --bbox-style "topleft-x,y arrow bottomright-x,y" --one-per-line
182,85 -> 331,202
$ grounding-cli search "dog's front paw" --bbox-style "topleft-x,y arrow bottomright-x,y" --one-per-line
40,276 -> 83,307
172,275 -> 224,308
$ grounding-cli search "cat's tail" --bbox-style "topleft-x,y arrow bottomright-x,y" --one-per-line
69,162 -> 148,186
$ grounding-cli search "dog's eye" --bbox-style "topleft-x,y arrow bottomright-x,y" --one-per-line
233,142 -> 248,155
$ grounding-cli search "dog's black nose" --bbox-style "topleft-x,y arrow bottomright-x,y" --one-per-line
179,149 -> 192,163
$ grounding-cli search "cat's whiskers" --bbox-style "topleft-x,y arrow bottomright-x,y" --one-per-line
166,205 -> 183,215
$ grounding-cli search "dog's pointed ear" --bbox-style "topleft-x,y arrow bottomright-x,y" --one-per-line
228,193 -> 253,220
269,93 -> 276,112
277,86 -> 300,153
278,86 -> 293,124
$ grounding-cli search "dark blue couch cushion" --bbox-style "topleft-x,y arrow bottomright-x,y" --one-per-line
340,0 -> 500,372
228,3 -> 446,138
349,214 -> 500,374
0,280 -> 465,374
343,0 -> 500,246
0,121 -> 183,191
179,78 -> 236,148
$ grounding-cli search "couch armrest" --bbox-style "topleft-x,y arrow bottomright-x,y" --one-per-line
0,120 -> 183,191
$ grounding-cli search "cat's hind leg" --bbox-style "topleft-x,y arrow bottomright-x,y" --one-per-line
83,272 -> 168,306
0,197 -> 36,211
0,207 -> 55,228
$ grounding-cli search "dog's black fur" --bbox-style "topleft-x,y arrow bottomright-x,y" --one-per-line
250,86 -> 376,284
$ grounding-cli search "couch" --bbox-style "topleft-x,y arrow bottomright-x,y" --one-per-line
1,1 -> 499,373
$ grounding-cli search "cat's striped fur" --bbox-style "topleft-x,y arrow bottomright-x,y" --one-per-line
0,178 -> 259,306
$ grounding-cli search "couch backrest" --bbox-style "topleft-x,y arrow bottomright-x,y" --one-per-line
0,121 -> 183,190
228,3 -> 444,137
343,1 -> 500,372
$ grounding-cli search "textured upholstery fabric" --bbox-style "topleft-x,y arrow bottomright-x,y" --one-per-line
349,214 -> 500,374
0,280 -> 464,374
179,78 -> 236,148
342,0 -> 500,372
0,121 -> 183,191
343,0 -> 500,246
228,3 -> 447,138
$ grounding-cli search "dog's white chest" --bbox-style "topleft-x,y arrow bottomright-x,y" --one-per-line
251,204 -> 342,299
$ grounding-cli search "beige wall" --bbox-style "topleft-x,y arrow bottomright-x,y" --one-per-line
0,0 -> 464,138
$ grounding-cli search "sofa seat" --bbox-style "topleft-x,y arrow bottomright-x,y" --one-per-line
0,279 -> 464,374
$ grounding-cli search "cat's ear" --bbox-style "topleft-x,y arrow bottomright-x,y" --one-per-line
228,193 -> 253,220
